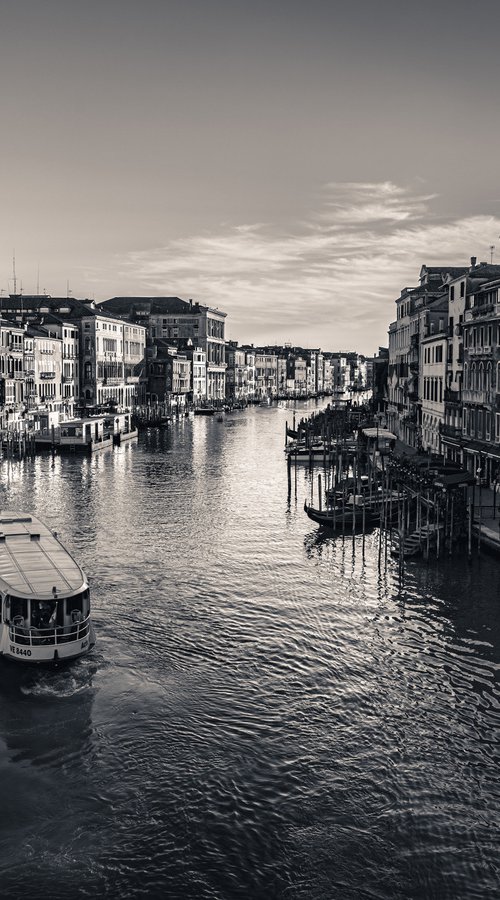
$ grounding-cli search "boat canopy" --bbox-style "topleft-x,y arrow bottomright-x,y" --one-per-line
362,428 -> 397,441
0,513 -> 85,599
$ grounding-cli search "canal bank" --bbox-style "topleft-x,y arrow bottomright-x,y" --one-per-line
392,437 -> 500,554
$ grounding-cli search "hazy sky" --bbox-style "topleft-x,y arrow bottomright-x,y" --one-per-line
1,0 -> 500,353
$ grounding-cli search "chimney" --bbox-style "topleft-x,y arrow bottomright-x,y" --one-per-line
470,256 -> 477,267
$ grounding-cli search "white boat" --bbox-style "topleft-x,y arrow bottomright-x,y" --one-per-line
285,439 -> 358,463
0,512 -> 96,664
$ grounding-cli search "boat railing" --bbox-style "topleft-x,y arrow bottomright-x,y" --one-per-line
9,614 -> 91,647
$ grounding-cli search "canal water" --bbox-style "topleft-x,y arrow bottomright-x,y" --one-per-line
0,404 -> 499,900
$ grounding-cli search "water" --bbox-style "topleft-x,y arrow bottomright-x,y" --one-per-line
0,404 -> 499,900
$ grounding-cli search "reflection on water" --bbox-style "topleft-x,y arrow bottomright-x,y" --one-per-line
0,405 -> 499,899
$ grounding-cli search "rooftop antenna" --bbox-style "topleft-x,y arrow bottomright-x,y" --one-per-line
490,245 -> 495,264
66,279 -> 71,299
12,250 -> 17,295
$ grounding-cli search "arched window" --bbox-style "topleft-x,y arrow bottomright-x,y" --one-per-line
478,363 -> 484,392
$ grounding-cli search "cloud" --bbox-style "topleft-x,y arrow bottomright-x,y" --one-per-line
113,182 -> 500,353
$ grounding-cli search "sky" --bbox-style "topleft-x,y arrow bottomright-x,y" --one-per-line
1,0 -> 500,354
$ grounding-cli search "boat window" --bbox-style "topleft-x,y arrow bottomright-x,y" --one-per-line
67,588 -> 90,620
6,595 -> 28,625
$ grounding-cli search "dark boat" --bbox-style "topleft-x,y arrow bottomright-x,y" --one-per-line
304,491 -> 403,531
194,407 -> 216,416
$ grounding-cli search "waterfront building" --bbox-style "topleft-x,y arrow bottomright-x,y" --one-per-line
23,331 -> 36,414
286,351 -> 307,397
255,350 -> 278,399
322,354 -> 333,394
305,350 -> 317,396
441,270 -> 468,464
461,270 -> 500,484
0,295 -> 146,413
191,346 -> 207,403
371,347 -> 389,412
123,323 -> 146,406
146,341 -> 191,408
100,297 -> 227,402
276,350 -> 288,397
316,351 -> 324,395
421,327 -> 447,454
225,342 -> 249,403
0,318 -> 25,431
0,307 -> 79,419
244,347 -> 256,400
387,266 -> 468,446
79,307 -> 143,410
30,325 -> 63,417
35,314 -> 79,419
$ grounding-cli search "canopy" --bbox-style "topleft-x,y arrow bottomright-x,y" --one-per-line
362,428 -> 397,441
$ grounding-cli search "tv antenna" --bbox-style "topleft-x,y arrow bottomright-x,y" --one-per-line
490,245 -> 495,264
12,250 -> 17,295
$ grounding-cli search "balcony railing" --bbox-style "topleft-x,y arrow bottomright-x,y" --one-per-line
470,303 -> 496,319
467,345 -> 492,356
439,423 -> 462,439
444,388 -> 461,404
462,388 -> 486,404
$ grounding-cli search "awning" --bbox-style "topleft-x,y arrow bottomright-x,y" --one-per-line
434,471 -> 476,489
362,428 -> 397,441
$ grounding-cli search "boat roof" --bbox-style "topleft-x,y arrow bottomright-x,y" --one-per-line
362,427 -> 397,441
0,512 -> 86,599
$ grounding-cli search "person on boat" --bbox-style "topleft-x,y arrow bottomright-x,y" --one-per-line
33,600 -> 55,629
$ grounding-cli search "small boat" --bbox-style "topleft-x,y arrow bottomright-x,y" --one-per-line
0,512 -> 96,664
194,407 -> 216,416
304,491 -> 403,531
285,440 -> 357,463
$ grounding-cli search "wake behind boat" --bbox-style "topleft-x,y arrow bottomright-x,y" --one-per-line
0,512 -> 96,664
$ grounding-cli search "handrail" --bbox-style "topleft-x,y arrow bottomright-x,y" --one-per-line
9,613 -> 91,647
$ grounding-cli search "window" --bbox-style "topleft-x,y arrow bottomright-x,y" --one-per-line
436,346 -> 443,363
460,282 -> 465,298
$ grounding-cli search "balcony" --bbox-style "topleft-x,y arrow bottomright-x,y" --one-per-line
444,388 -> 461,405
462,388 -> 485,404
470,303 -> 496,319
439,423 -> 462,439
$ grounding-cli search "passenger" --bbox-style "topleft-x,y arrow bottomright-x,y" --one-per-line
33,601 -> 52,629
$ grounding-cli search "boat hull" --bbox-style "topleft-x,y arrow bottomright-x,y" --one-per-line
304,502 -> 382,530
304,495 -> 402,531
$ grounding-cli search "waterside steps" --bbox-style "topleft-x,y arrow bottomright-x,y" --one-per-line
391,523 -> 443,558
